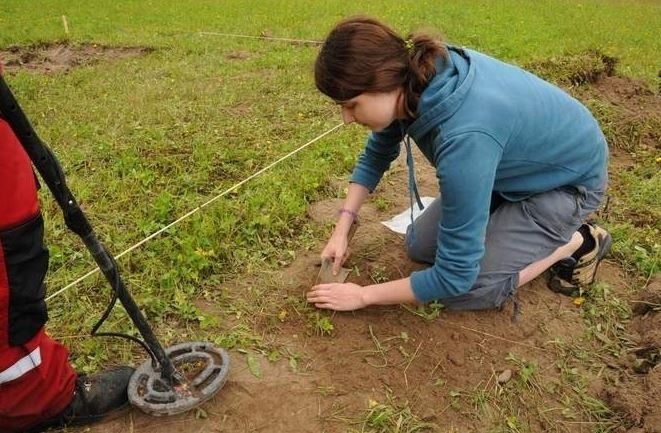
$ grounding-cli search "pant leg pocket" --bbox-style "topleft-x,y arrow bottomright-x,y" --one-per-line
521,189 -> 581,240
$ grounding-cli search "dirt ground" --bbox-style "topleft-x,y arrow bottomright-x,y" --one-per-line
0,42 -> 151,74
85,199 -> 660,433
8,48 -> 653,432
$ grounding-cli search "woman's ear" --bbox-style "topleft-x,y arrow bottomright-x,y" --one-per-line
396,87 -> 408,119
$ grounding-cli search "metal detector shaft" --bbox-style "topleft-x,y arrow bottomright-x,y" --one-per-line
0,75 -> 177,384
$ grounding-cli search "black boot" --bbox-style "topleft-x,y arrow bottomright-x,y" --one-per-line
27,366 -> 134,432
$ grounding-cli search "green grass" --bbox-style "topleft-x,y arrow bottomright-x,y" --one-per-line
13,37 -> 360,369
1,0 -> 660,83
349,394 -> 439,433
0,1 -> 658,430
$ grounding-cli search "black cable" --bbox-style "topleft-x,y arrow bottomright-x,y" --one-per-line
89,251 -> 158,369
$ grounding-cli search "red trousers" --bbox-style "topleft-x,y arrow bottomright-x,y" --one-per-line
0,118 -> 76,431
0,331 -> 76,431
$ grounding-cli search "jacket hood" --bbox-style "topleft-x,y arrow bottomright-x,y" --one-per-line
408,47 -> 475,140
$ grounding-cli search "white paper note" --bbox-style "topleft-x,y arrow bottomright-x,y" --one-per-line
380,196 -> 436,235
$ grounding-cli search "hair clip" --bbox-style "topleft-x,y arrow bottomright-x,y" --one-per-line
404,39 -> 415,54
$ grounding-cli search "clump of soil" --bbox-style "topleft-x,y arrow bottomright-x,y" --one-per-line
0,41 -> 153,74
525,49 -> 618,86
632,277 -> 661,316
525,50 -> 660,155
525,49 -> 660,155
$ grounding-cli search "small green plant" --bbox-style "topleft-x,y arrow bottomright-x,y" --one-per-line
309,312 -> 334,336
448,390 -> 462,410
433,377 -> 446,388
213,324 -> 265,351
580,282 -> 632,357
505,353 -> 539,389
369,264 -> 390,284
504,414 -> 523,433
356,395 -> 438,433
471,390 -> 489,410
403,301 -> 444,321
372,196 -> 391,212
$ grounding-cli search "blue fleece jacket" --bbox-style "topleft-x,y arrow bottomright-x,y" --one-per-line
350,47 -> 608,302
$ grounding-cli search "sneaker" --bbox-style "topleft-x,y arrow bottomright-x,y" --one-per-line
27,366 -> 134,432
548,223 -> 612,296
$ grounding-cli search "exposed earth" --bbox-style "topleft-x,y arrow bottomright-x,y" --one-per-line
0,41 -> 151,74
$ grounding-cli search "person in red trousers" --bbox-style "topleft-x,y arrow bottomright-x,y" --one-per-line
0,60 -> 133,433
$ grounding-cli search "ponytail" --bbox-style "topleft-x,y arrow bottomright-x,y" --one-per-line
403,32 -> 447,118
315,17 -> 447,119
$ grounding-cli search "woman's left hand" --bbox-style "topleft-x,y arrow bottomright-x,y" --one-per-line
307,282 -> 367,311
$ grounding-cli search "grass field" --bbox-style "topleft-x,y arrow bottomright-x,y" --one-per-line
1,0 -> 660,80
1,1 -> 659,432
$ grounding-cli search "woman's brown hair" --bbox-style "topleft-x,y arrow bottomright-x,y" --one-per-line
315,17 -> 447,119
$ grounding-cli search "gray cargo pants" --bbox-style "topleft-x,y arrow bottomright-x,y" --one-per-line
405,187 -> 605,310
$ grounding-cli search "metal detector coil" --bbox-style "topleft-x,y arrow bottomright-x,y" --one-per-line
129,342 -> 230,416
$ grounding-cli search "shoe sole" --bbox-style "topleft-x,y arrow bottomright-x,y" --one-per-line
66,401 -> 132,428
24,404 -> 130,433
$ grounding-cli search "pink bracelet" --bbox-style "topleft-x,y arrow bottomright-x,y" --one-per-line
339,208 -> 359,222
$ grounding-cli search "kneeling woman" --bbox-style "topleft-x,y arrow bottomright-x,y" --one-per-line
307,17 -> 610,311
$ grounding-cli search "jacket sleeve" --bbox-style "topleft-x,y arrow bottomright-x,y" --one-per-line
410,131 -> 503,302
350,123 -> 403,192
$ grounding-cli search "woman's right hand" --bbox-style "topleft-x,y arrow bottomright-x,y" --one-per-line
321,231 -> 349,275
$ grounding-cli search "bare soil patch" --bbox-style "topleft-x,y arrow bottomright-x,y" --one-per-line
604,276 -> 661,431
226,50 -> 251,61
0,41 -> 152,74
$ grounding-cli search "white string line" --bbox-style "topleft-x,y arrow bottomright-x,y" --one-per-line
46,122 -> 344,301
198,31 -> 322,45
